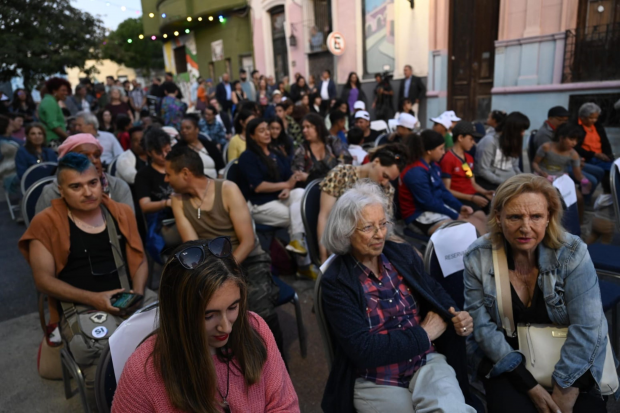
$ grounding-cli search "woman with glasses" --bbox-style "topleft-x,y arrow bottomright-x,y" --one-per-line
112,237 -> 300,413
317,143 -> 410,263
318,181 -> 477,413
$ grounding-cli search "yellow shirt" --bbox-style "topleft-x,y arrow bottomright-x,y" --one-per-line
227,134 -> 246,161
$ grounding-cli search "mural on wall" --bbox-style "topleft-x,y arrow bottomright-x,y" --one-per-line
161,34 -> 200,104
364,0 -> 395,73
211,40 -> 224,62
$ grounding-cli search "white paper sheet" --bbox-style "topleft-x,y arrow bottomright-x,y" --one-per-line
553,174 -> 577,208
109,306 -> 159,383
430,223 -> 478,277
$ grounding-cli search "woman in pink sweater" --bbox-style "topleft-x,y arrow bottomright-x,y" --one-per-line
112,237 -> 300,413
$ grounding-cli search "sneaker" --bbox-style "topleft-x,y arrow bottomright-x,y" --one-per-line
286,239 -> 307,256
297,264 -> 319,280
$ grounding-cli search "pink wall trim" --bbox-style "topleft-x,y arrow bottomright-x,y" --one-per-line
287,2 -> 306,78
427,90 -> 448,97
492,80 -> 620,95
252,14 -> 266,74
495,31 -> 564,47
335,0 -> 358,82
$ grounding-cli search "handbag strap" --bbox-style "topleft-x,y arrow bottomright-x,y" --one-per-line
102,206 -> 131,291
492,240 -> 516,337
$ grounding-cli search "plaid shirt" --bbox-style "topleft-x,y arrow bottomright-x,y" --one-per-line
356,254 -> 434,387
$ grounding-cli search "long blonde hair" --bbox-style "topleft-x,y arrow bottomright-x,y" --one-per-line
488,174 -> 565,249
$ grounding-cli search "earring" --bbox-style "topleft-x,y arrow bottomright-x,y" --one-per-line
546,222 -> 549,227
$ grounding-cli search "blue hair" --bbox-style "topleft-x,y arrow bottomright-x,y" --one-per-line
57,152 -> 95,184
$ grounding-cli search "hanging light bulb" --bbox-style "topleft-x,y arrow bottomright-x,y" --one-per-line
138,34 -> 144,39
219,15 -> 224,22
151,35 -> 156,40
162,13 -> 166,18
174,31 -> 179,36
148,13 -> 154,18
187,17 -> 192,22
198,17 -> 202,21
163,33 -> 168,38
208,16 -> 213,21
127,38 -> 132,43
185,29 -> 190,33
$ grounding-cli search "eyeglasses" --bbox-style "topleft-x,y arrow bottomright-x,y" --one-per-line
86,242 -> 126,277
173,237 -> 232,269
356,221 -> 393,235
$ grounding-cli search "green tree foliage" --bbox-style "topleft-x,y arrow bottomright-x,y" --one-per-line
0,0 -> 105,89
102,17 -> 164,75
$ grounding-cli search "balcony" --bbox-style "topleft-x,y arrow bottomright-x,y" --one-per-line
562,23 -> 620,83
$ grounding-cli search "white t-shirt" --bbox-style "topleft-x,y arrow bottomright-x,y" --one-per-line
97,131 -> 124,165
194,147 -> 217,179
347,144 -> 368,166
320,79 -> 330,100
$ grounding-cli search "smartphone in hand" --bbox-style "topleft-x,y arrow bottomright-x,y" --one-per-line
111,292 -> 143,309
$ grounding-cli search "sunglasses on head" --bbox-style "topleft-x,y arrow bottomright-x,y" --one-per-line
173,237 -> 233,269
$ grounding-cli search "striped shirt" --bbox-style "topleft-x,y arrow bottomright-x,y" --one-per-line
356,254 -> 434,387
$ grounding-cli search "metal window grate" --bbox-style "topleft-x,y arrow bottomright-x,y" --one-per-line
562,23 -> 620,83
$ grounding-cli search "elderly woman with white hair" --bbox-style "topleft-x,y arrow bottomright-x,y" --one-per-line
319,181 -> 480,413
574,102 -> 615,193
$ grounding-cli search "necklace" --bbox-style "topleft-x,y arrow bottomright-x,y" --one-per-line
69,208 -> 105,230
195,179 -> 211,219
217,358 -> 231,413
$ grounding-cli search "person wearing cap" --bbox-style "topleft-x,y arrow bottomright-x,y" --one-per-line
474,112 -> 529,191
382,112 -> 417,144
399,130 -> 487,236
353,110 -> 380,144
440,121 -> 494,214
430,113 -> 453,147
318,142 -> 410,262
35,133 -> 134,214
532,106 -> 570,149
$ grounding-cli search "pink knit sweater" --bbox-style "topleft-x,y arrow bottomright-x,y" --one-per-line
111,312 -> 300,413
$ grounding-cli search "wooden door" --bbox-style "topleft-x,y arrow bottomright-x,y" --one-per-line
448,0 -> 500,122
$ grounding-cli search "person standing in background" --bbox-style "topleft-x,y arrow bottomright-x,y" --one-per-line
216,73 -> 233,115
319,70 -> 337,114
398,65 -> 426,117
240,69 -> 256,102
38,77 -> 70,142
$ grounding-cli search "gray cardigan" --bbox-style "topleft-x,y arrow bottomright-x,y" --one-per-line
35,173 -> 134,214
474,132 -> 521,185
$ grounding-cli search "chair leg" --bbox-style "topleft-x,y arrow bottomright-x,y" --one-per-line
61,348 -> 92,413
61,355 -> 72,400
5,191 -> 15,220
292,293 -> 307,358
613,303 -> 619,355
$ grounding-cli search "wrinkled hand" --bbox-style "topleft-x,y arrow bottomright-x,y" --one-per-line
449,307 -> 473,337
89,288 -> 125,315
420,311 -> 447,342
279,188 -> 290,199
527,384 -> 561,413
551,383 -> 579,413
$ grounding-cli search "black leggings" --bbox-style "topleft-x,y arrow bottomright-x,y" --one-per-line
483,373 -> 607,413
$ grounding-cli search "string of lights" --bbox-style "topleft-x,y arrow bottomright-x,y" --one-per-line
124,14 -> 227,43
87,0 -> 142,15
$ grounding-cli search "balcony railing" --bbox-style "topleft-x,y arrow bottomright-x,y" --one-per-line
562,23 -> 620,83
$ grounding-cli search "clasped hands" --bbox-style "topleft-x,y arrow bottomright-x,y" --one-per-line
420,307 -> 473,341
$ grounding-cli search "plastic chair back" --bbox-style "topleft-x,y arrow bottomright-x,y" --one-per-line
370,120 -> 388,132
422,221 -> 476,309
21,162 -> 57,195
314,261 -> 336,370
108,159 -> 118,177
611,161 -> 620,232
301,179 -> 323,267
22,176 -> 55,227
222,142 -> 229,165
94,344 -> 116,413
223,158 -> 239,182
388,119 -> 398,133
374,134 -> 389,147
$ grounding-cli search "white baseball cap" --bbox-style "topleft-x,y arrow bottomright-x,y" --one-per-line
162,126 -> 179,137
353,101 -> 366,110
354,110 -> 370,121
442,110 -> 461,122
397,113 -> 417,130
430,114 -> 452,130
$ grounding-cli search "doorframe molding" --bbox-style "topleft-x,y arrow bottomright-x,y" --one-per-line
446,0 -> 454,112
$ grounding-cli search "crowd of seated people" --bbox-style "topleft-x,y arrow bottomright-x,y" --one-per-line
12,67 -> 620,413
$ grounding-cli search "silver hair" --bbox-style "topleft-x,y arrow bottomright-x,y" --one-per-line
321,180 -> 392,255
76,111 -> 99,130
578,102 -> 601,118
110,86 -> 125,97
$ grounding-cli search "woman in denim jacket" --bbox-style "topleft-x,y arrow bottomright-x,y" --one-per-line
464,174 -> 614,413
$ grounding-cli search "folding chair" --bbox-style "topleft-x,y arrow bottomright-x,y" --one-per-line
370,120 -> 388,133
272,275 -> 307,357
222,142 -> 229,165
388,119 -> 398,133
107,159 -> 118,177
21,176 -> 55,227
374,133 -> 389,148
21,161 -> 57,194
300,179 -> 323,268
422,221 -> 476,309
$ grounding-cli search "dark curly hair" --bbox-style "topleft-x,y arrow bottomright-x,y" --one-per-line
45,77 -> 72,94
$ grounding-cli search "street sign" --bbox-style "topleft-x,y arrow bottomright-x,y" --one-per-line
326,32 -> 346,56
